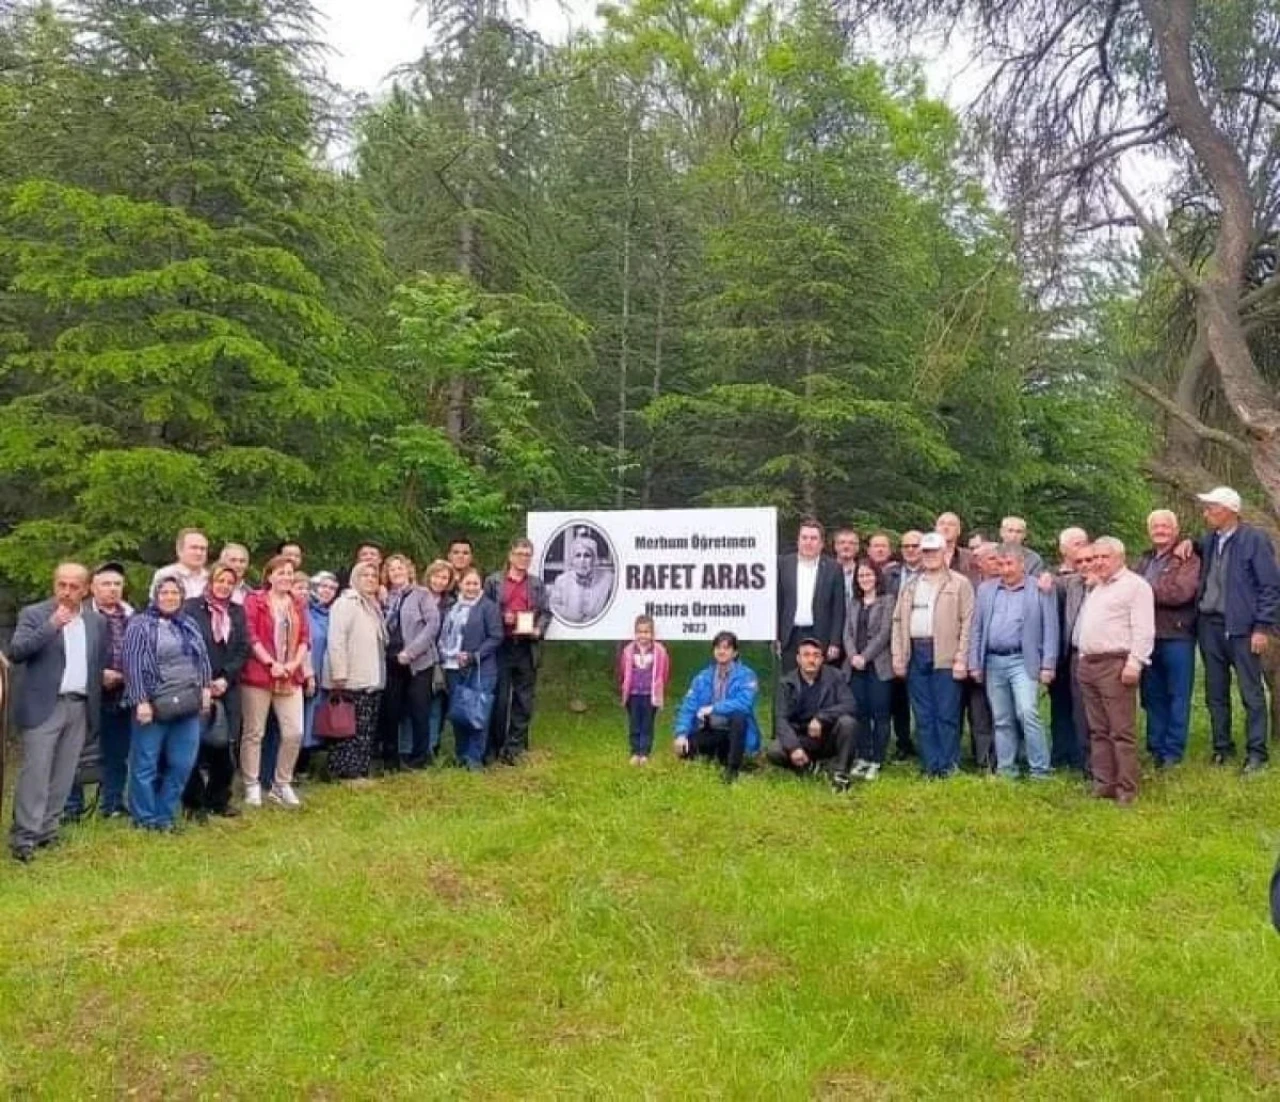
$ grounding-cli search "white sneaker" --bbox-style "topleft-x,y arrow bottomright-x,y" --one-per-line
244,782 -> 262,808
850,760 -> 870,778
269,784 -> 301,809
863,763 -> 881,782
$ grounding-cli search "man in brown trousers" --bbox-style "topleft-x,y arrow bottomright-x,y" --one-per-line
1074,537 -> 1155,805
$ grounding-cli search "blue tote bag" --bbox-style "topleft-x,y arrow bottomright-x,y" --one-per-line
448,667 -> 493,731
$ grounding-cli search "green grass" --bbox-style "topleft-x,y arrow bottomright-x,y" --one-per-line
2,645 -> 1280,1099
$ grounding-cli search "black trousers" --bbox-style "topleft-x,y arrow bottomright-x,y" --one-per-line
681,713 -> 748,774
766,714 -> 856,774
488,640 -> 538,761
377,661 -> 435,767
183,692 -> 240,812
963,680 -> 994,771
1199,615 -> 1269,760
890,678 -> 914,757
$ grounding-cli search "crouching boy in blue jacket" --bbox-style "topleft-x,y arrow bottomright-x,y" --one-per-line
673,631 -> 761,783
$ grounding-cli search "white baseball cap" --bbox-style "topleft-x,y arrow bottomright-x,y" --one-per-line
920,532 -> 947,552
1197,486 -> 1242,513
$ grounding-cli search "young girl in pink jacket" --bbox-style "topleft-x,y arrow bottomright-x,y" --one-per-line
617,615 -> 671,765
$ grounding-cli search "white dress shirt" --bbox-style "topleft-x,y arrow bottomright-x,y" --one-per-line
794,557 -> 819,628
59,614 -> 89,695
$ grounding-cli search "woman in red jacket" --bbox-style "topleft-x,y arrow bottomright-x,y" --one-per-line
240,555 -> 311,809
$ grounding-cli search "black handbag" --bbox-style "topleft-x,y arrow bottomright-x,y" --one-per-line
153,681 -> 202,722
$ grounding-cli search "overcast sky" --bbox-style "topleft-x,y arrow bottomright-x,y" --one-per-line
315,0 -> 602,95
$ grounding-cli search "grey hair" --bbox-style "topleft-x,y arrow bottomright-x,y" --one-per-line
1146,509 -> 1178,529
1094,536 -> 1126,557
1058,527 -> 1088,551
996,542 -> 1026,561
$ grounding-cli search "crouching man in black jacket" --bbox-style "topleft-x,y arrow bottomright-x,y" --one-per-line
766,637 -> 857,792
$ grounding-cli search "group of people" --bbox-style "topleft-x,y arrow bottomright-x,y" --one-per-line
7,483 -> 1277,862
748,485 -> 1278,801
6,531 -> 554,862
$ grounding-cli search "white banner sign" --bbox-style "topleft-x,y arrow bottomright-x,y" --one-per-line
526,508 -> 778,641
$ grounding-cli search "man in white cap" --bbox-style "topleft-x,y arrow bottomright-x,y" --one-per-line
1193,487 -> 1280,772
891,531 -> 974,778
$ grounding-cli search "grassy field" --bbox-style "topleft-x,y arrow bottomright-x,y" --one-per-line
2,645 -> 1280,1099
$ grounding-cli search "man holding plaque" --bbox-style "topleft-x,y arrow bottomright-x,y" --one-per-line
484,538 -> 552,766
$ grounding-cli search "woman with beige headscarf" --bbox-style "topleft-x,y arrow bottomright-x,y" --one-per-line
323,562 -> 387,781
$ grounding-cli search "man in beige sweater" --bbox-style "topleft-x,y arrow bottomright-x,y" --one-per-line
891,532 -> 975,779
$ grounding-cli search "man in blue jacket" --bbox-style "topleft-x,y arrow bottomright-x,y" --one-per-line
968,544 -> 1059,780
673,631 -> 761,783
1193,487 -> 1280,772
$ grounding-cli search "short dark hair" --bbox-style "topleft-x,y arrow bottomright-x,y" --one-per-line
634,614 -> 655,631
275,539 -> 302,554
448,536 -> 473,552
797,517 -> 824,538
712,630 -> 739,652
834,526 -> 860,540
354,539 -> 383,556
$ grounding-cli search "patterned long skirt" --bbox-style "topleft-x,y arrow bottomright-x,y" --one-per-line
327,690 -> 382,779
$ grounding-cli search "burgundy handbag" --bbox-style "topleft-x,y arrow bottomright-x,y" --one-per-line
315,693 -> 357,740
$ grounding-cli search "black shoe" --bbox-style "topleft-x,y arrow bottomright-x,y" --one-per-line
1242,756 -> 1269,774
831,773 -> 851,793
11,845 -> 35,864
1211,751 -> 1232,766
192,809 -> 210,826
498,752 -> 521,767
36,835 -> 63,851
211,805 -> 240,818
721,768 -> 739,785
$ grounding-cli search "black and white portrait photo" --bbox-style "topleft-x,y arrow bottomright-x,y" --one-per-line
539,522 -> 618,626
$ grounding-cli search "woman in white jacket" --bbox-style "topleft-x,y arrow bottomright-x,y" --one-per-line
323,563 -> 387,781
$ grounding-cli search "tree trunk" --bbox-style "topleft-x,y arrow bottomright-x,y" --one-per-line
616,130 -> 635,509
1141,0 -> 1280,513
447,1 -> 489,448
801,340 -> 817,517
642,235 -> 667,509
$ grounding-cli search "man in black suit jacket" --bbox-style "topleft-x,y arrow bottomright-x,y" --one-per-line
8,563 -> 106,863
776,519 -> 845,673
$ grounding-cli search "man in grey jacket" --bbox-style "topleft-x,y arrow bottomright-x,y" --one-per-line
484,538 -> 552,765
968,545 -> 1059,780
8,563 -> 107,863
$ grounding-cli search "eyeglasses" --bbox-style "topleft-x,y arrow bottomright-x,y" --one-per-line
902,543 -> 921,550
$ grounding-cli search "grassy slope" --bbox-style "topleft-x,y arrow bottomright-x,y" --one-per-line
1,644 -> 1279,1099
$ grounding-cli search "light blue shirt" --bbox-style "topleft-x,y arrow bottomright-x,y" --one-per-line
987,582 -> 1027,653
59,614 -> 88,695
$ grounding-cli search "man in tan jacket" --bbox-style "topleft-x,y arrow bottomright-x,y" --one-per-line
892,532 -> 975,778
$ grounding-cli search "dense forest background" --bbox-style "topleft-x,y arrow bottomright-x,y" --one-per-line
4,0 -> 1276,595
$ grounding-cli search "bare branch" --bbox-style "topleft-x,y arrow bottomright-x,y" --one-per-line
1111,175 -> 1202,291
1123,371 -> 1251,457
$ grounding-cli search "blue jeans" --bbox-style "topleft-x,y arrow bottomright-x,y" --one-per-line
626,694 -> 657,756
303,688 -> 327,750
986,655 -> 1050,778
907,642 -> 963,776
446,668 -> 494,769
1140,638 -> 1195,763
849,670 -> 892,764
129,713 -> 201,830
